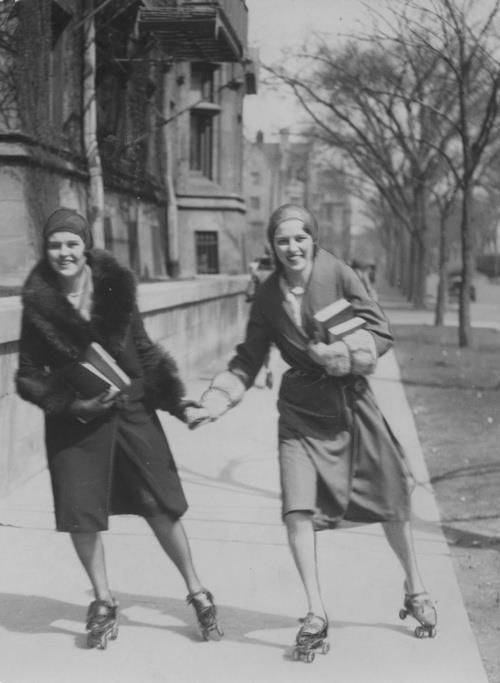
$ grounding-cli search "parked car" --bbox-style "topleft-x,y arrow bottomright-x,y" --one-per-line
448,271 -> 476,302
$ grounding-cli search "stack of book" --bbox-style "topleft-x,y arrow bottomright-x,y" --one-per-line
313,298 -> 366,343
63,342 -> 131,399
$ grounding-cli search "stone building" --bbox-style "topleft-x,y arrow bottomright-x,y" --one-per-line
243,128 -> 351,263
0,0 -> 254,286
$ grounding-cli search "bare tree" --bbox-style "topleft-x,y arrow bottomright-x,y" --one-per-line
267,28 -> 458,307
401,0 -> 500,345
266,0 -> 500,342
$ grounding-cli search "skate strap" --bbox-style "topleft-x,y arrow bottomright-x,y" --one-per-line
299,612 -> 328,635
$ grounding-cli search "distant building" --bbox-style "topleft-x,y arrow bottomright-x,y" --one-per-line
307,165 -> 351,260
243,128 -> 351,263
0,0 -> 255,284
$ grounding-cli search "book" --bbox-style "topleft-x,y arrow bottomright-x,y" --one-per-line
84,342 -> 131,391
313,298 -> 353,326
63,342 -> 131,399
327,315 -> 366,342
313,298 -> 362,342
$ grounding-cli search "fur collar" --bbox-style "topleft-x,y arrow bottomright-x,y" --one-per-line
22,249 -> 136,359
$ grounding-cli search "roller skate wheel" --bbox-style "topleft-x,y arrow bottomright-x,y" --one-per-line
322,641 -> 330,655
110,624 -> 119,640
399,608 -> 408,620
305,650 -> 315,663
429,625 -> 437,638
415,625 -> 425,638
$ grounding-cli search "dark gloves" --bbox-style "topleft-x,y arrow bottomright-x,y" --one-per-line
69,390 -> 119,423
174,397 -> 210,427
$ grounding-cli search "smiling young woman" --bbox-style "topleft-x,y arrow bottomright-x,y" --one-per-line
189,203 -> 437,659
16,208 -> 224,647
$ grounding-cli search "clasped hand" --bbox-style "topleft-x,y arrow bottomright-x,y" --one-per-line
182,390 -> 230,430
69,389 -> 119,422
307,340 -> 351,376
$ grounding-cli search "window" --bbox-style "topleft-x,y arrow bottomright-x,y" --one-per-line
250,196 -> 261,209
189,64 -> 220,179
190,112 -> 214,178
191,63 -> 215,102
49,1 -> 73,136
195,231 -> 219,274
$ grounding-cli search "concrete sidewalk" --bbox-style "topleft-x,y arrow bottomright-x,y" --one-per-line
0,299 -> 490,682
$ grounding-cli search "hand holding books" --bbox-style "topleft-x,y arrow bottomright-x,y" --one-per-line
312,298 -> 366,343
307,340 -> 351,376
308,298 -> 374,376
64,342 -> 131,423
69,389 -> 119,424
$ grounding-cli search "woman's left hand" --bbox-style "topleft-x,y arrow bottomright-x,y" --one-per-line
307,340 -> 352,376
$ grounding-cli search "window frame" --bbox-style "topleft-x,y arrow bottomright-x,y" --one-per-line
195,230 -> 219,274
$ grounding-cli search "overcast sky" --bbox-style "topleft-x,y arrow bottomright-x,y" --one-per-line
243,0 -> 372,140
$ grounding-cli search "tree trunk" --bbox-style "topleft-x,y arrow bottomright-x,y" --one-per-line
434,216 -> 449,326
411,185 -> 428,308
83,3 -> 105,248
458,182 -> 473,347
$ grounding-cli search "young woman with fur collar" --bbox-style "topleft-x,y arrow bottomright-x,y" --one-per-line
16,208 -> 223,647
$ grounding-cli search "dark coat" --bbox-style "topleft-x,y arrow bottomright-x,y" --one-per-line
229,248 -> 410,524
16,249 -> 188,531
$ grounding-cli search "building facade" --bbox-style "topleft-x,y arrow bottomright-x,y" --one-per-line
243,129 -> 351,264
0,0 -> 253,286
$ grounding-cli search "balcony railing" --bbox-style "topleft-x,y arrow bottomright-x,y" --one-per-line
138,1 -> 248,63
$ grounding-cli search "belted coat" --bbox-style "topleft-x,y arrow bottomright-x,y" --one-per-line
16,249 -> 188,532
228,248 -> 411,525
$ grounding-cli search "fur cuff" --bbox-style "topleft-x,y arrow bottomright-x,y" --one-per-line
343,329 -> 378,375
210,370 -> 246,404
143,347 -> 186,415
200,371 -> 246,419
307,341 -> 352,376
16,370 -> 75,416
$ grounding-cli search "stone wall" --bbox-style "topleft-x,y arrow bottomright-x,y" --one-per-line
0,276 -> 248,496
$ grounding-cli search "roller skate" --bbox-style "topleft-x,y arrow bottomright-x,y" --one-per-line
399,587 -> 437,638
292,613 -> 330,663
187,589 -> 223,641
86,598 -> 119,650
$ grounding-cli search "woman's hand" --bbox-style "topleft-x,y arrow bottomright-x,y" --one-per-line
175,398 -> 211,429
184,405 -> 212,430
69,389 -> 118,423
307,340 -> 352,376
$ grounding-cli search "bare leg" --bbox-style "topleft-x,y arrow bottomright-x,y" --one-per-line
146,513 -> 204,595
285,511 -> 327,618
382,520 -> 426,594
147,513 -> 223,639
70,531 -> 113,602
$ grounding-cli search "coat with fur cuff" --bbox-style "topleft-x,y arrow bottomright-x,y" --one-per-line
15,249 -> 188,532
16,249 -> 185,418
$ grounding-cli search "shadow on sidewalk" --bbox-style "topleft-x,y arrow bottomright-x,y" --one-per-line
0,590 -> 415,655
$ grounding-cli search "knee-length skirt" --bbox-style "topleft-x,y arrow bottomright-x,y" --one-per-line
277,372 -> 411,525
46,387 -> 188,533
